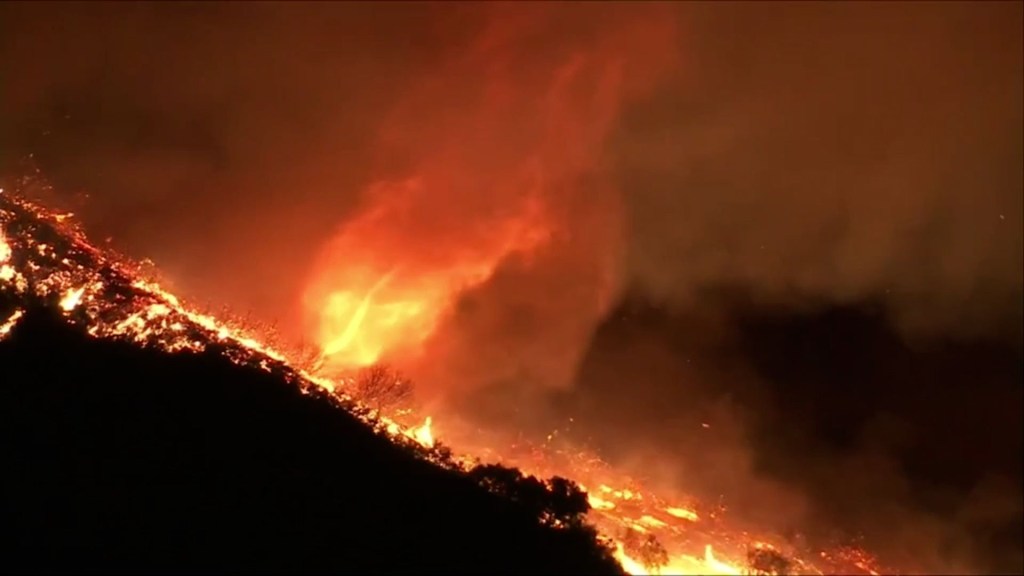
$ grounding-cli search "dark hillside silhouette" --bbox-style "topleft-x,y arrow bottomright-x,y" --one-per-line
0,306 -> 622,575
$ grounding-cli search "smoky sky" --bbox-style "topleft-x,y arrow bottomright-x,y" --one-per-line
615,2 -> 1023,343
2,1 -> 1020,344
2,2 -> 1022,573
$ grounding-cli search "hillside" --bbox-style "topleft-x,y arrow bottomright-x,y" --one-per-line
0,306 -> 622,574
0,191 -> 622,574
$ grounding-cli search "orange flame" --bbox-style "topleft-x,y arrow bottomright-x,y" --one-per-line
59,286 -> 85,311
305,177 -> 551,370
410,416 -> 435,449
303,6 -> 678,380
0,229 -> 12,262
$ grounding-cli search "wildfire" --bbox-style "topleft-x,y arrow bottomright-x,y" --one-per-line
0,190 -> 432,450
304,178 -> 551,371
411,416 -> 435,449
428,416 -> 894,576
301,7 -> 674,381
0,190 -> 892,576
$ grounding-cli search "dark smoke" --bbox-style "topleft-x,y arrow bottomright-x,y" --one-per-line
615,2 -> 1022,343
585,6 -> 1022,570
2,1 -> 1018,376
565,292 -> 1022,573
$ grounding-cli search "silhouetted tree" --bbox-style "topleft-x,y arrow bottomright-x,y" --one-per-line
545,476 -> 591,527
353,363 -> 413,413
431,441 -> 457,469
746,545 -> 793,576
620,528 -> 669,574
467,464 -> 592,529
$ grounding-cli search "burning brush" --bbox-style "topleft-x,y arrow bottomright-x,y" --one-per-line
1,188 -> 891,576
0,188 -> 439,452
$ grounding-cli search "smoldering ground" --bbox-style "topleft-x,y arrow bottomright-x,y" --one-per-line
1,1 -> 1021,573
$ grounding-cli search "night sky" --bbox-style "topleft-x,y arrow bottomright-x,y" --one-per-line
1,2 -> 1021,573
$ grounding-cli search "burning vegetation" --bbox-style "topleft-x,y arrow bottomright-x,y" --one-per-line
1,187 -> 897,574
0,187 -> 623,573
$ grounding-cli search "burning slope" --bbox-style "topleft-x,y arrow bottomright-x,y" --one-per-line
1,188 -> 631,575
1,189 -> 899,575
0,188 -> 433,450
0,259 -> 633,574
421,415 -> 891,576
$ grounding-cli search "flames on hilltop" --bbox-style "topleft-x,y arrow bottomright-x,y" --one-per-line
0,188 -> 890,575
0,189 -> 435,450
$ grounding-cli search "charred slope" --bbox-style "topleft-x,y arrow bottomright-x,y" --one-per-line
0,306 -> 621,575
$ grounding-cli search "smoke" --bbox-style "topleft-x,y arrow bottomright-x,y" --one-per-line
1,3 -> 1021,572
567,295 -> 1023,573
301,3 -> 680,398
0,2 -> 446,335
3,2 -> 1019,380
407,4 -> 678,397
579,9 -> 1023,568
614,2 -> 1023,342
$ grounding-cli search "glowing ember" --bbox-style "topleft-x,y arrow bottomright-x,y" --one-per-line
0,308 -> 24,337
59,286 -> 85,311
0,231 -> 11,262
665,507 -> 700,522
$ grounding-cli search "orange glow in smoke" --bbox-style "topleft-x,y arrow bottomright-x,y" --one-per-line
303,5 -> 678,375
306,178 -> 551,368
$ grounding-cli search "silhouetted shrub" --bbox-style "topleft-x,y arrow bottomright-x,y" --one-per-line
353,363 -> 413,412
620,528 -> 669,574
467,463 -> 592,529
746,544 -> 793,576
544,476 -> 591,527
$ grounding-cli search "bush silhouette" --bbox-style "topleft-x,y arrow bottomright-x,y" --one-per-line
746,545 -> 793,576
619,528 -> 670,574
467,463 -> 593,529
353,362 -> 414,413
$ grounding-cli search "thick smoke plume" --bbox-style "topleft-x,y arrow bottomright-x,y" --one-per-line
615,2 -> 1022,342
303,4 -> 680,400
2,2 -> 1019,372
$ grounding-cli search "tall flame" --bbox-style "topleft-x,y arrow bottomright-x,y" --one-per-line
305,177 -> 551,369
303,5 -> 679,386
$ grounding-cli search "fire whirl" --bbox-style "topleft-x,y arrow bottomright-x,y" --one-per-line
0,189 -> 890,575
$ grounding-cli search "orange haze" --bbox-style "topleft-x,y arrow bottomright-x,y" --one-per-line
302,4 -> 678,397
